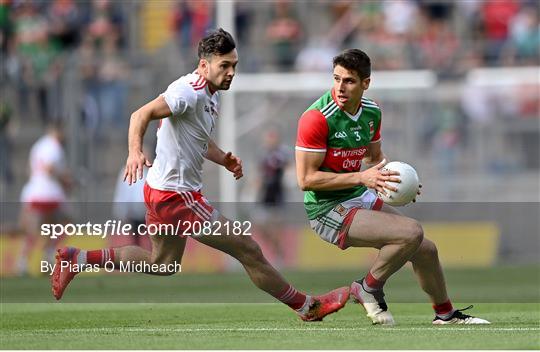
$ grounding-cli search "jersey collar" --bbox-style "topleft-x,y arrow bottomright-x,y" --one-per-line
331,88 -> 362,122
193,70 -> 216,96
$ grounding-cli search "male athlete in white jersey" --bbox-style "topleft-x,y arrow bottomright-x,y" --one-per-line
52,29 -> 348,321
295,49 -> 490,325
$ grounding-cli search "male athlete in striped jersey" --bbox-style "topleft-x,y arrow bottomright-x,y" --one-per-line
295,49 -> 490,325
52,28 -> 348,321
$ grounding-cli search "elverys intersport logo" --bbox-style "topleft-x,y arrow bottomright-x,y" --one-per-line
322,147 -> 368,172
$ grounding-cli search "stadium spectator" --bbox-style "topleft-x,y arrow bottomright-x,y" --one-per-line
76,32 -> 100,135
83,0 -> 124,47
0,101 -> 13,186
431,104 -> 463,175
327,0 -> 363,48
481,0 -> 520,64
413,15 -> 460,76
97,34 -> 129,128
235,1 -> 252,45
295,36 -> 337,72
75,26 -> 128,135
52,28 -> 349,322
171,0 -> 214,54
47,0 -> 82,50
382,0 -> 418,36
507,5 -> 540,65
358,15 -> 411,70
0,0 -> 13,55
265,0 -> 303,71
13,1 -> 63,124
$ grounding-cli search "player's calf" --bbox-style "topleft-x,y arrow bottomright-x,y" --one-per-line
410,238 -> 438,264
228,236 -> 266,265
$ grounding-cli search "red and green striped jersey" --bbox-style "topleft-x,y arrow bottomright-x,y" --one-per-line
296,89 -> 382,219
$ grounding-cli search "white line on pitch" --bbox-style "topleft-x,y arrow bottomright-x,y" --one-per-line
11,327 -> 540,334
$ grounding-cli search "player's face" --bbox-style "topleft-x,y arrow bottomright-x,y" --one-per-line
333,65 -> 370,113
204,49 -> 239,91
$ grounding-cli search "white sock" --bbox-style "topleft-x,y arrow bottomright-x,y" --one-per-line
77,250 -> 87,264
436,310 -> 455,320
296,295 -> 313,315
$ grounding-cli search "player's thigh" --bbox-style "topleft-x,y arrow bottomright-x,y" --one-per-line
379,203 -> 403,216
191,215 -> 260,259
149,231 -> 187,264
344,205 -> 423,249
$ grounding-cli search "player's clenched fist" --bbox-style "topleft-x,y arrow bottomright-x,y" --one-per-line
124,151 -> 152,185
358,159 -> 401,195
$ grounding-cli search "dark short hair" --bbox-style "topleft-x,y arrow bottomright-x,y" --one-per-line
198,28 -> 236,60
332,49 -> 371,79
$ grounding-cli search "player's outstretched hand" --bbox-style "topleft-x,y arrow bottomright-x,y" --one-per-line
358,159 -> 401,195
223,152 -> 243,180
124,151 -> 152,185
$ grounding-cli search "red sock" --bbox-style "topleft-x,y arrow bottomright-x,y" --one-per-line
364,271 -> 385,291
433,300 -> 454,316
275,285 -> 307,310
86,248 -> 115,267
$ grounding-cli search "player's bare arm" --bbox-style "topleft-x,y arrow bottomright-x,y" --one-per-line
295,149 -> 400,194
363,140 -> 387,167
205,140 -> 243,179
125,95 -> 172,185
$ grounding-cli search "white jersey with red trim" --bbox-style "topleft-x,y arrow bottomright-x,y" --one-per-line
146,72 -> 220,193
20,135 -> 67,203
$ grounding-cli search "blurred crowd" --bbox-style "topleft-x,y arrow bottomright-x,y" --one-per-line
0,0 -> 538,194
0,0 -> 536,133
0,0 -> 128,130
0,0 -> 537,113
247,0 -> 538,75
167,0 -> 539,75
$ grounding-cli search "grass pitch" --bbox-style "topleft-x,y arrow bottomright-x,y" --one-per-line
1,266 -> 539,349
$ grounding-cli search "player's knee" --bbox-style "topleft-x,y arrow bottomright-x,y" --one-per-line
405,219 -> 424,248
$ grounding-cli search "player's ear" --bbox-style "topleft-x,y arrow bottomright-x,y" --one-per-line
362,77 -> 371,90
199,58 -> 209,74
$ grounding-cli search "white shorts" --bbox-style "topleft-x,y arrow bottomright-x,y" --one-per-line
309,190 -> 383,250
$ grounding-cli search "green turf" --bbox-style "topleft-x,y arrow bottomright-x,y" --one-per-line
1,266 -> 539,349
1,303 -> 539,349
2,265 -> 539,303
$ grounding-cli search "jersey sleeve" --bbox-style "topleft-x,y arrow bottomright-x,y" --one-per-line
295,109 -> 328,152
160,79 -> 197,117
371,110 -> 382,143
